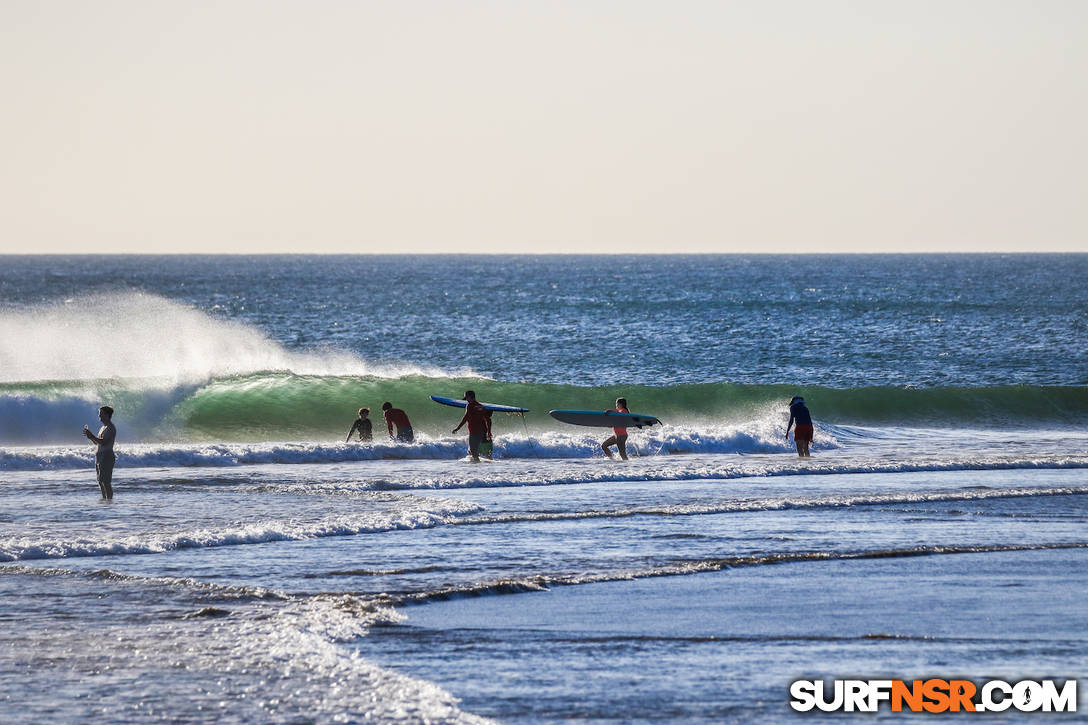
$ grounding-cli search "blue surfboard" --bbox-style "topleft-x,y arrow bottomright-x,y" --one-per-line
430,395 -> 529,414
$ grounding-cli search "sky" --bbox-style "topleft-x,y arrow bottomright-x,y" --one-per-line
1,0 -> 1085,254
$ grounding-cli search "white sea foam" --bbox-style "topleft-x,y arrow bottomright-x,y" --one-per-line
401,541 -> 1088,605
0,565 -> 489,722
6,444 -> 1087,511
0,424 -> 817,469
198,594 -> 493,722
0,291 -> 472,384
0,500 -> 482,562
455,486 -> 1088,525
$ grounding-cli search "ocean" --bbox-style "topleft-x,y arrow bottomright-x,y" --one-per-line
1,254 -> 1086,722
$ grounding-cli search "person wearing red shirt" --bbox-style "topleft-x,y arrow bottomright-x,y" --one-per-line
602,397 -> 629,461
381,401 -> 414,442
452,390 -> 492,462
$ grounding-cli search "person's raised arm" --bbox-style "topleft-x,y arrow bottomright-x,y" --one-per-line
83,425 -> 100,444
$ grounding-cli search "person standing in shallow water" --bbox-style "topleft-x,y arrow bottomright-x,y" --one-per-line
452,390 -> 492,463
382,401 -> 414,443
346,407 -> 373,442
602,397 -> 630,461
83,405 -> 116,499
785,396 -> 813,457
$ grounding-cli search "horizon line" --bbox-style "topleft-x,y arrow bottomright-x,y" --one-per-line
3,250 -> 1086,257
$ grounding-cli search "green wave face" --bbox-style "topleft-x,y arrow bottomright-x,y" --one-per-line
5,375 -> 1085,443
173,375 -> 1088,441
178,374 -> 694,440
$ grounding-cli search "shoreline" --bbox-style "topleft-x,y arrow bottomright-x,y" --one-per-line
368,547 -> 1088,721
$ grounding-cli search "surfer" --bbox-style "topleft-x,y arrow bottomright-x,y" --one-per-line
451,390 -> 492,463
601,397 -> 629,461
345,407 -> 373,443
82,405 -> 116,499
785,396 -> 813,457
382,402 -> 414,443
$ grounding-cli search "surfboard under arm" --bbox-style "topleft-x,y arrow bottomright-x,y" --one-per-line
548,409 -> 661,428
430,395 -> 529,414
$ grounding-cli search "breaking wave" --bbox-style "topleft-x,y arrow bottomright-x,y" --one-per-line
2,292 -> 1085,445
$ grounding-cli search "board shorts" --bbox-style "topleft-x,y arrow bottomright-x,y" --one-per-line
793,424 -> 813,443
396,427 -> 414,443
96,452 -> 115,498
469,433 -> 486,458
96,452 -> 115,484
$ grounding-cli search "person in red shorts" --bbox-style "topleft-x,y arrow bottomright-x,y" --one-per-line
381,401 -> 414,443
452,390 -> 492,463
785,395 -> 813,457
602,397 -> 630,461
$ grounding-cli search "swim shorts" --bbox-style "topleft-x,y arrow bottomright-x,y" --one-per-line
469,432 -> 485,458
793,424 -> 813,443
